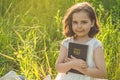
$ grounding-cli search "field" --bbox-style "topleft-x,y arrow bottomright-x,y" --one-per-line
0,0 -> 120,80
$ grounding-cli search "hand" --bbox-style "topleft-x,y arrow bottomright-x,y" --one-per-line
70,55 -> 88,70
63,55 -> 78,63
63,57 -> 72,63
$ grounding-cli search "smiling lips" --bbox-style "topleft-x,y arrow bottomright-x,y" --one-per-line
76,30 -> 84,33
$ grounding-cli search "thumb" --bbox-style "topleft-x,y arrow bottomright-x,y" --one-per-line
71,55 -> 76,59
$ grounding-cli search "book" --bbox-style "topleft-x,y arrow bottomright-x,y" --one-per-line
68,42 -> 88,74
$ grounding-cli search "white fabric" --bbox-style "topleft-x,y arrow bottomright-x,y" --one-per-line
55,37 -> 103,80
0,71 -> 22,80
43,75 -> 51,80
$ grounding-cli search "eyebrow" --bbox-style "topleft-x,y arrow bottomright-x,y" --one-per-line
72,19 -> 89,21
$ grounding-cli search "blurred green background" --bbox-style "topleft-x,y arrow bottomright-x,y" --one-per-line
0,0 -> 120,80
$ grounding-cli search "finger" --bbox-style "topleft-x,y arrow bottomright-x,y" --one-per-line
64,58 -> 68,62
81,67 -> 87,71
71,55 -> 76,59
83,62 -> 88,66
81,63 -> 88,68
81,65 -> 87,69
64,59 -> 68,62
66,57 -> 71,61
64,58 -> 71,62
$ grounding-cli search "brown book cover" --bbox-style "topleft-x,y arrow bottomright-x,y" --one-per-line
68,42 -> 88,74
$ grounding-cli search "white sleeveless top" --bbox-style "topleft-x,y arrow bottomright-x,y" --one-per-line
55,37 -> 103,80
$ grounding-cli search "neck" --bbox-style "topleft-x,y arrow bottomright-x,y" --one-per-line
74,36 -> 92,43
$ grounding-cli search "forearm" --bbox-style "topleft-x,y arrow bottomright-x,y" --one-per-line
74,67 -> 105,78
55,62 -> 72,73
85,67 -> 105,78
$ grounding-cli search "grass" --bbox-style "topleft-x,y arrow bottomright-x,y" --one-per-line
0,0 -> 120,80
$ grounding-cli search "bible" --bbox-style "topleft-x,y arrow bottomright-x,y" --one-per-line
68,42 -> 88,74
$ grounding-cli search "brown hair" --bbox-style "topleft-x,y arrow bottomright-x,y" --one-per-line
62,2 -> 100,38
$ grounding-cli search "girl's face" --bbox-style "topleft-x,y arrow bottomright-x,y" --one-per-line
72,11 -> 94,38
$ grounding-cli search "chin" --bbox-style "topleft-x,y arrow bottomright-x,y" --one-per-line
77,35 -> 86,37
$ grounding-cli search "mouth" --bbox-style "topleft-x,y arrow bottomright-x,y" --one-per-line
76,30 -> 84,32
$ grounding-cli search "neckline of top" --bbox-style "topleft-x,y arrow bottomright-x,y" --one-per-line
71,37 -> 95,45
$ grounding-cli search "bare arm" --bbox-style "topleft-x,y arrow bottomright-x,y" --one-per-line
55,45 -> 73,73
86,47 -> 106,78
73,47 -> 106,78
56,44 -> 106,78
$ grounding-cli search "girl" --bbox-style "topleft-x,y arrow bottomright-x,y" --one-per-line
55,2 -> 106,80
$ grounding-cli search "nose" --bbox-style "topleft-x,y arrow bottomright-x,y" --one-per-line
77,23 -> 82,28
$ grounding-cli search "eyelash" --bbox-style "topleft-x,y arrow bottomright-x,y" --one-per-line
72,21 -> 77,24
72,21 -> 87,24
82,21 -> 87,24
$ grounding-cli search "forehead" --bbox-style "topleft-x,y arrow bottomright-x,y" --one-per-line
72,11 -> 90,20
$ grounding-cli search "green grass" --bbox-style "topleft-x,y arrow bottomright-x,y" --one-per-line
0,0 -> 120,80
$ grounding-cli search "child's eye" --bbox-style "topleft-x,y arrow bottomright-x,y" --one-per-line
72,21 -> 78,24
81,21 -> 87,24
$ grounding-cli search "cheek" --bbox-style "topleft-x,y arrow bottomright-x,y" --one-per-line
83,25 -> 91,32
72,26 -> 77,31
83,23 -> 91,27
72,23 -> 77,27
72,24 -> 77,29
85,27 -> 91,32
84,24 -> 92,29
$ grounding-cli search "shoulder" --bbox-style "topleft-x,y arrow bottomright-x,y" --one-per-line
62,37 -> 73,43
92,38 -> 103,49
93,38 -> 102,45
61,37 -> 73,48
